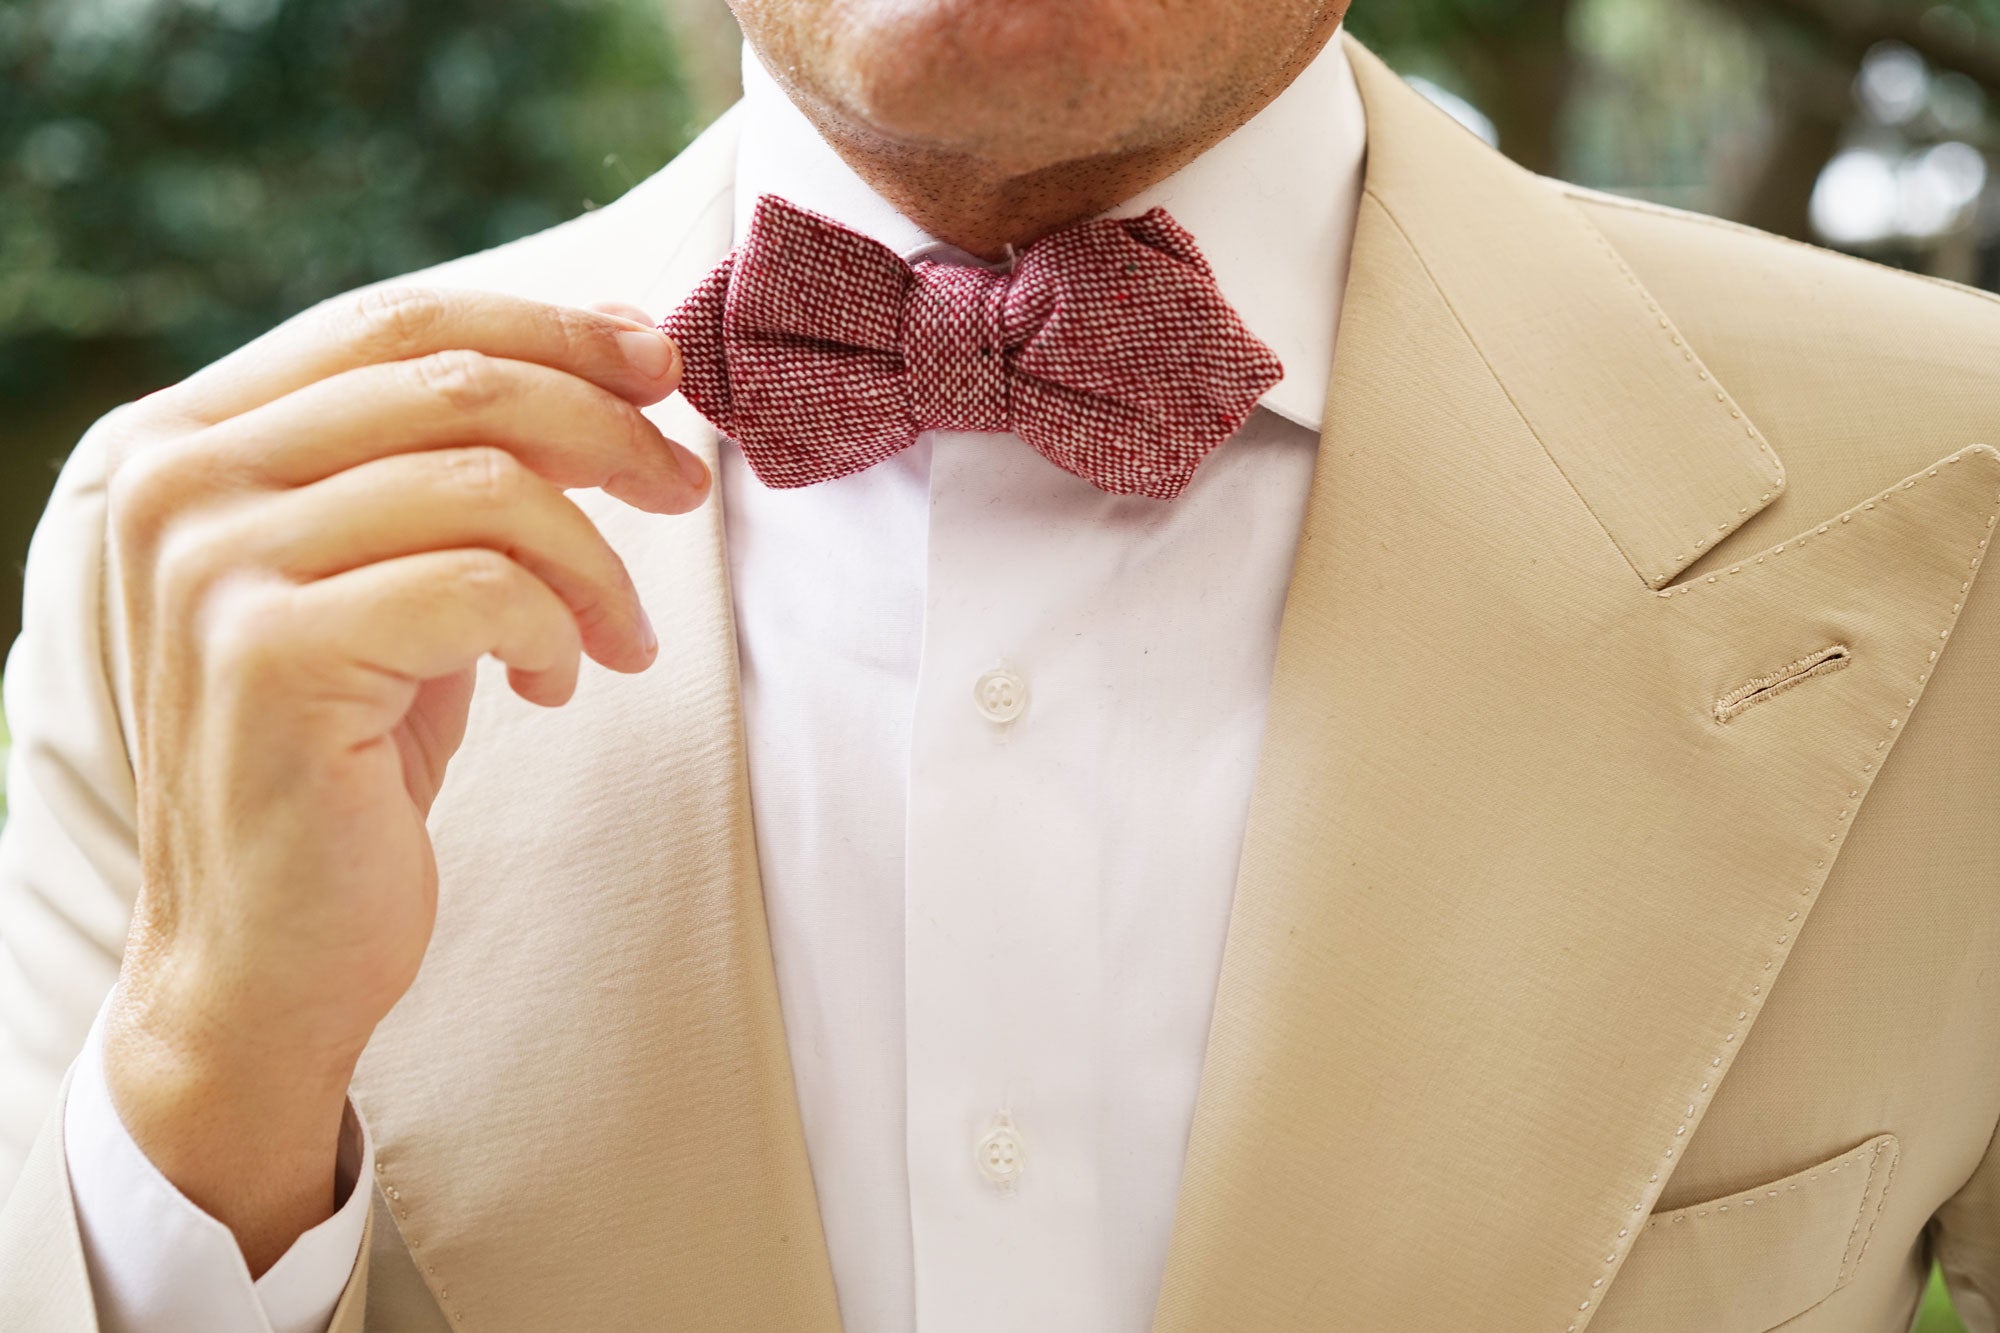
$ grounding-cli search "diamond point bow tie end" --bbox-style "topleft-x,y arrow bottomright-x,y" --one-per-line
661,193 -> 1282,500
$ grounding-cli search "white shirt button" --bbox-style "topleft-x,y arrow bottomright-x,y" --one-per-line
973,666 -> 1028,723
975,1110 -> 1026,1190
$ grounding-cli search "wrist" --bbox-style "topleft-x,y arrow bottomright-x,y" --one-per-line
109,926 -> 376,1082
101,967 -> 366,1277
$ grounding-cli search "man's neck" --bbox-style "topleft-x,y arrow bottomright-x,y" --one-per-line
766,16 -> 1347,261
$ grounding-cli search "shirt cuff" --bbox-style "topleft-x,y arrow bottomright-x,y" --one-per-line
63,993 -> 374,1333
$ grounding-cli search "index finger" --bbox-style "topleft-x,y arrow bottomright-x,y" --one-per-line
149,285 -> 683,427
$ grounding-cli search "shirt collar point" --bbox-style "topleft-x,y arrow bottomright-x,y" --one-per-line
1259,377 -> 1328,435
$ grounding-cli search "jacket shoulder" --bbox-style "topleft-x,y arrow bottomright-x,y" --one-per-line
1564,180 -> 2000,375
1562,180 -> 2000,486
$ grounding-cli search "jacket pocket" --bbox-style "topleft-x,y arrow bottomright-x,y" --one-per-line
1589,1133 -> 1900,1333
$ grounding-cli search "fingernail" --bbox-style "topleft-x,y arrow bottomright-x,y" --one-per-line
639,604 -> 658,657
617,329 -> 673,379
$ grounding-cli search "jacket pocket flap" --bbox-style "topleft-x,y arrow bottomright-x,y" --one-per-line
1590,1133 -> 1899,1332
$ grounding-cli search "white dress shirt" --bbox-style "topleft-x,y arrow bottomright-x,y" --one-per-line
61,28 -> 1367,1333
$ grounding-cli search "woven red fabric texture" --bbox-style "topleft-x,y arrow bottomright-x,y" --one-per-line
661,193 -> 1284,500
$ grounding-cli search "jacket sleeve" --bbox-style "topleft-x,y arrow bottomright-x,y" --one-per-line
0,406 -> 133,1195
0,405 -> 374,1328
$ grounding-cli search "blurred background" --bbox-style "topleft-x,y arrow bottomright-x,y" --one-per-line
0,2 -> 1994,1323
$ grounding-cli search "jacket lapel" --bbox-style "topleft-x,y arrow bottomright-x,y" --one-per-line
347,121 -> 843,1330
1152,33 -> 2000,1332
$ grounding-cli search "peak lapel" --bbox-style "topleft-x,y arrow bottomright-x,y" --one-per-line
1152,32 -> 2000,1332
346,168 -> 843,1328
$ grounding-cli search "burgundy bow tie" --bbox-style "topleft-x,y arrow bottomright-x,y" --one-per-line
660,194 -> 1283,501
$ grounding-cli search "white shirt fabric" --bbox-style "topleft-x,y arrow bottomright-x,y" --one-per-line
64,999 -> 373,1333
60,28 -> 1367,1333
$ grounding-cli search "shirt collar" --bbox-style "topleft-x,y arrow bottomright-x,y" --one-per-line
732,27 -> 1368,433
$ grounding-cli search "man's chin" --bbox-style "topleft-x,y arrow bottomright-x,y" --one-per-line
815,62 -> 1181,175
751,0 -> 1188,166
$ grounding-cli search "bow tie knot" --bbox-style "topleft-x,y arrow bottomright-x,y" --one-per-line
663,194 -> 1283,500
905,262 -> 1011,434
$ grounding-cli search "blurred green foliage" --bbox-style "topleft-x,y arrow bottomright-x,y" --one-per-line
1349,0 -> 2000,236
0,0 -> 701,383
1920,1263 -> 1969,1332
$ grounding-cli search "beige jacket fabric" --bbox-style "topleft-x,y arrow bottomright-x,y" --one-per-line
4,33 -> 2000,1332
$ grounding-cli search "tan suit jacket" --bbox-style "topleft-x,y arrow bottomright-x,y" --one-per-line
3,33 -> 1999,1332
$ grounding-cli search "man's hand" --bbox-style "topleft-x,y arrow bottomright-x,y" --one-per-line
93,286 -> 707,1276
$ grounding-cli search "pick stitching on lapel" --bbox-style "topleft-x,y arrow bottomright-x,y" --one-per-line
1151,33 -> 2000,1333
